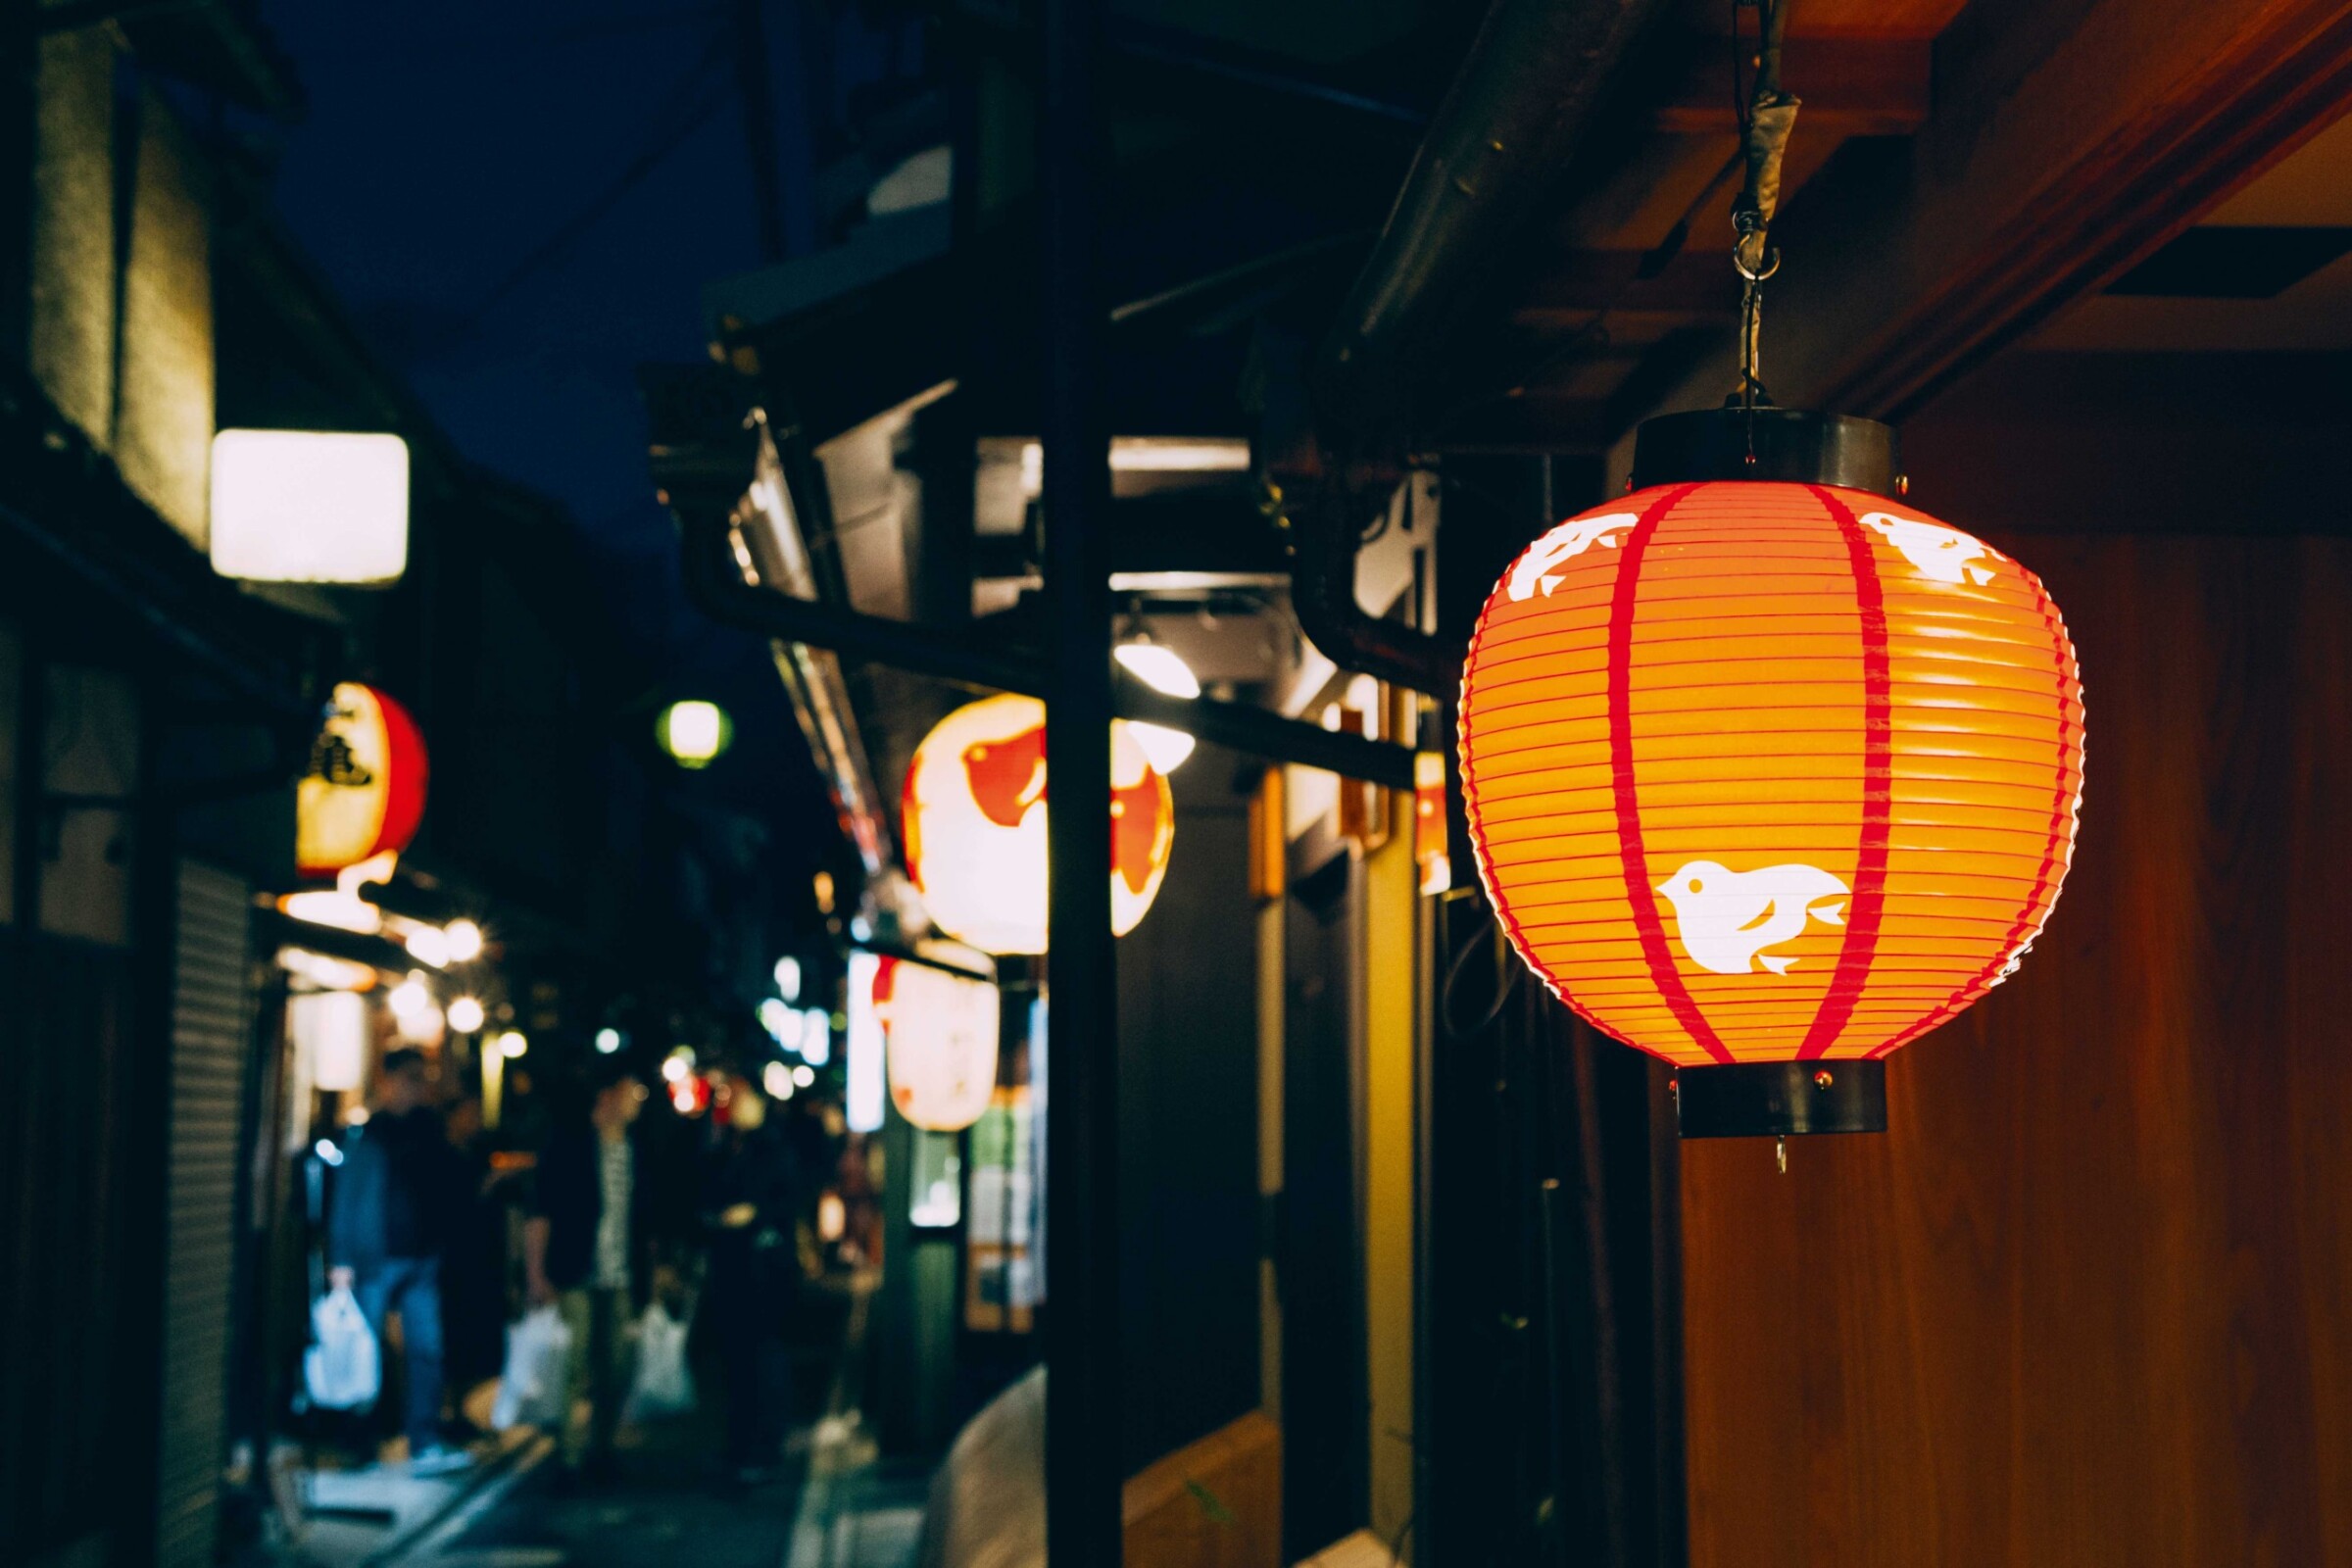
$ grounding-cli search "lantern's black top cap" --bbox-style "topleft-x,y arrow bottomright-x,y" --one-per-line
1631,407 -> 1900,497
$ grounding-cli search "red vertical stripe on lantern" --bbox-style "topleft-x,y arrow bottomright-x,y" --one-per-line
371,687 -> 430,860
1607,484 -> 1732,1064
1796,486 -> 1892,1059
1873,564 -> 2081,1058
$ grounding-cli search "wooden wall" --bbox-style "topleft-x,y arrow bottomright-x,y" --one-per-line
1117,742 -> 1264,1475
1123,1408 -> 1283,1568
1680,531 -> 2352,1565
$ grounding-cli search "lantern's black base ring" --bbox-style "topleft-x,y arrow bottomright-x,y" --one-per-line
1631,407 -> 1900,497
1674,1059 -> 1886,1139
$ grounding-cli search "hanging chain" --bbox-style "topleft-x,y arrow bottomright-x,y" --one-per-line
1735,232 -> 1780,423
1729,0 -> 1799,457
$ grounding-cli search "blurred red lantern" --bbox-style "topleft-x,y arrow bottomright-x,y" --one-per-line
875,956 -> 1001,1132
902,694 -> 1174,956
298,681 -> 429,878
1458,414 -> 2084,1134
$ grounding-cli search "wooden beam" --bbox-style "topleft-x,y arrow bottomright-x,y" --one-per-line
1627,0 -> 2352,428
1421,390 -> 1615,454
1655,35 -> 1933,136
1515,249 -> 1742,318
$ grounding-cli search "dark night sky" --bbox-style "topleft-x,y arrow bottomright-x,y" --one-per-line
261,2 -> 766,524
255,0 -> 853,858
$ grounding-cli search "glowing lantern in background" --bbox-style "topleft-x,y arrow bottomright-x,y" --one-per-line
657,699 -> 734,769
298,682 -> 428,878
902,693 -> 1175,956
1458,413 -> 2084,1137
873,956 -> 1001,1132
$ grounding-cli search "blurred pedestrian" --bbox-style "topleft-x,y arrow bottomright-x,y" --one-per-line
437,1096 -> 514,1425
524,1063 -> 645,1484
327,1048 -> 470,1474
702,1081 -> 803,1482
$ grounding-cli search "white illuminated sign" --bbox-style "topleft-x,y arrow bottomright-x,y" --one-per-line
210,430 -> 410,585
845,951 -> 886,1133
290,991 -> 368,1093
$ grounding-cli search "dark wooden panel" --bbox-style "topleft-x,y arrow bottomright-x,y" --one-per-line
1902,351 -> 2352,537
1656,36 -> 1933,137
1282,840 -> 1367,1560
1624,0 -> 2352,429
1680,532 -> 2352,1566
1516,252 -> 1742,319
0,931 -> 142,1562
1116,746 -> 1263,1476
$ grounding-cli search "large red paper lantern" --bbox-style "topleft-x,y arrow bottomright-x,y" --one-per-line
298,681 -> 429,878
902,693 -> 1174,956
1458,413 -> 2083,1135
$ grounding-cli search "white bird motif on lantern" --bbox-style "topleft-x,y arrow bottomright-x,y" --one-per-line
1861,513 -> 2001,586
1507,513 -> 1639,601
1656,859 -> 1850,976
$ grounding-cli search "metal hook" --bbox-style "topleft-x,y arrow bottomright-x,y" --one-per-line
1775,1136 -> 1788,1175
1733,245 -> 1781,284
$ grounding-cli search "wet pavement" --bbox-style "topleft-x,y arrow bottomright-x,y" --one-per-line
252,1277 -> 929,1568
400,1424 -> 809,1568
270,1427 -> 547,1568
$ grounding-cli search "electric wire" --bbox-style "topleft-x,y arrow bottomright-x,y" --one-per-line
1440,902 -> 1524,1040
462,26 -> 735,326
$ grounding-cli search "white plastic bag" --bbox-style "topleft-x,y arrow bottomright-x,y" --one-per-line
304,1286 -> 380,1412
623,1301 -> 697,1422
490,1304 -> 574,1432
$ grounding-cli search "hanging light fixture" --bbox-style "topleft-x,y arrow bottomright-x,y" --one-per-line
1458,427 -> 2083,1137
298,683 -> 429,879
656,699 -> 734,769
901,693 -> 1175,956
1113,635 -> 1200,773
1455,2 -> 2084,1141
442,919 -> 485,963
873,956 -> 1001,1133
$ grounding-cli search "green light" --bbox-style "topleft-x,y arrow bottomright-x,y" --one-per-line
657,700 -> 733,768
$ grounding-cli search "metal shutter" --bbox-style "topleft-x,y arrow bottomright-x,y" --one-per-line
156,861 -> 255,1568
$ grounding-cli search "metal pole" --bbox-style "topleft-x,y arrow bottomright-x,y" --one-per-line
1041,0 -> 1121,1561
731,0 -> 789,265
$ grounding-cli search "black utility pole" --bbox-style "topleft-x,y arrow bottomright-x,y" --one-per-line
1,0 -> 36,370
732,0 -> 788,263
1040,0 -> 1120,1560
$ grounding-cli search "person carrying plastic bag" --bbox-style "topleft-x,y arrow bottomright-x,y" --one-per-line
326,1048 -> 471,1475
490,1303 -> 573,1432
621,1298 -> 697,1423
523,1063 -> 648,1485
304,1282 -> 380,1412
